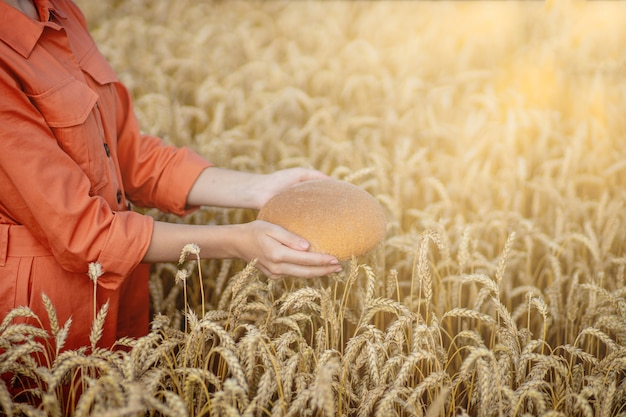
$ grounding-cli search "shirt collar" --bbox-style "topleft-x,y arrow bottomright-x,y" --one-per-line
0,0 -> 66,59
36,0 -> 66,23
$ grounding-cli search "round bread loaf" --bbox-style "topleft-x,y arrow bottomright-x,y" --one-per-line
258,179 -> 386,260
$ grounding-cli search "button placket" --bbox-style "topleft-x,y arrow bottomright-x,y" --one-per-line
94,103 -> 110,159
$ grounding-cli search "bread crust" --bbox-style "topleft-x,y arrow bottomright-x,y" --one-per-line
258,179 -> 386,260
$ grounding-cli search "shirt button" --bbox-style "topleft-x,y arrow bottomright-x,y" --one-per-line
116,189 -> 123,204
104,143 -> 111,157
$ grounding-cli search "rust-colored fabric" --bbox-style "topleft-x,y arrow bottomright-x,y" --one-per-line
0,0 -> 212,349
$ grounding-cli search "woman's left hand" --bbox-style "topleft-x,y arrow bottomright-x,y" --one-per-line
186,167 -> 329,210
254,168 -> 329,209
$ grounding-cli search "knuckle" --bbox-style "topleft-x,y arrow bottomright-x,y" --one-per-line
266,254 -> 279,265
266,251 -> 284,265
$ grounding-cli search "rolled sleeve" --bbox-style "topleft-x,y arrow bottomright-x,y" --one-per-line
120,135 -> 212,216
113,85 -> 213,215
96,211 -> 153,290
155,146 -> 212,216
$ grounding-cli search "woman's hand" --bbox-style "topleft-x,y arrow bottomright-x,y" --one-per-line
145,220 -> 341,279
233,220 -> 341,279
186,167 -> 328,210
253,168 -> 329,209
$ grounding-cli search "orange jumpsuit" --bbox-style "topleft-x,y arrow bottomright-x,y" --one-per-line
0,0 -> 212,350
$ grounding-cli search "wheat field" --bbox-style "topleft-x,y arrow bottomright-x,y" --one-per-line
2,0 -> 626,416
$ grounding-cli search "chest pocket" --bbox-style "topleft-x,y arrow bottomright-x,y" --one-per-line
27,77 -> 108,194
26,45 -> 120,196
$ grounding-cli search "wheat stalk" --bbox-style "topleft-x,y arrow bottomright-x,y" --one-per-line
89,301 -> 109,352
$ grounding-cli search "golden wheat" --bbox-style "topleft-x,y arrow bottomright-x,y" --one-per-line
2,0 -> 626,415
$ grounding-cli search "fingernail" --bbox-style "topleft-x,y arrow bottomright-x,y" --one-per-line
334,266 -> 343,273
330,259 -> 339,265
299,240 -> 310,250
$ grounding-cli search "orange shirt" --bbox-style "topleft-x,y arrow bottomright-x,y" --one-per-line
0,0 -> 212,348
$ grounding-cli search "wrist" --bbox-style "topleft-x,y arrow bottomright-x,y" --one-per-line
203,223 -> 250,261
187,168 -> 267,210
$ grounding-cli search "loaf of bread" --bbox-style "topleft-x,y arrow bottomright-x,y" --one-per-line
258,179 -> 386,260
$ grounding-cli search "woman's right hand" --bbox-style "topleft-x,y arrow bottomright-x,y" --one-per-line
145,220 -> 341,279
234,220 -> 342,279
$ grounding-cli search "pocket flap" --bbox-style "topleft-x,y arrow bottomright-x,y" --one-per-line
27,78 -> 98,128
80,45 -> 119,86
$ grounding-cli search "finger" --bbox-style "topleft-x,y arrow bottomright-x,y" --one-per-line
263,221 -> 311,251
282,248 -> 340,268
258,221 -> 342,277
261,262 -> 343,280
296,169 -> 330,182
264,247 -> 342,277
278,167 -> 329,183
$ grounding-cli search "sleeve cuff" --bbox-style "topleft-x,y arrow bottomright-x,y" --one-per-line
96,211 -> 154,290
159,147 -> 213,216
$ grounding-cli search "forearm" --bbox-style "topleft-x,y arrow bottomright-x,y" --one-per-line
142,221 -> 242,263
186,167 -> 265,210
185,166 -> 331,211
142,219 -> 342,279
